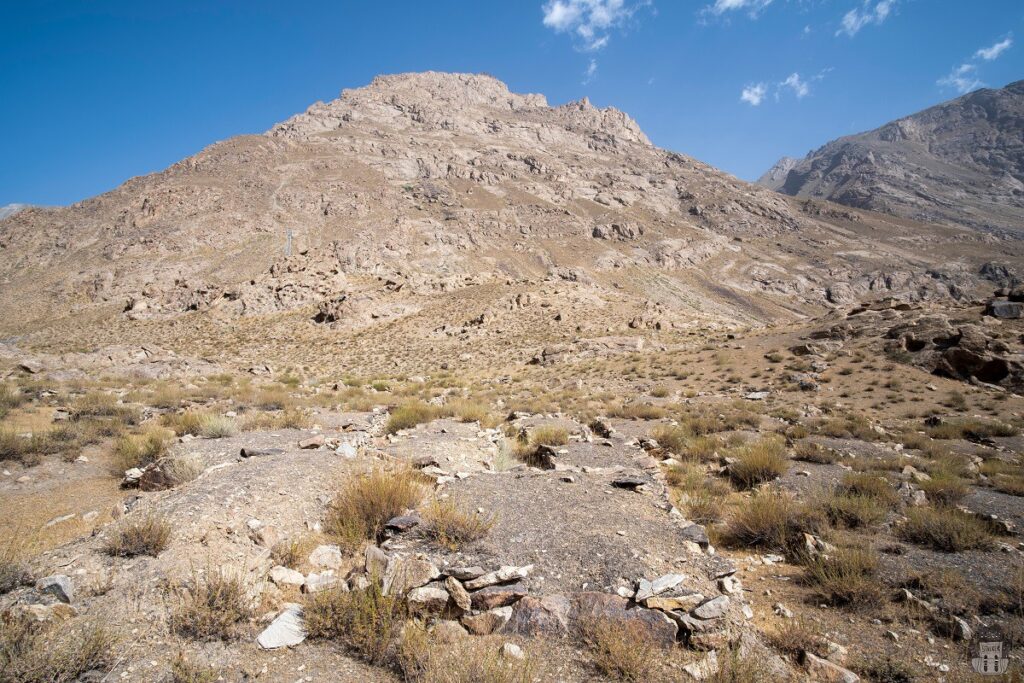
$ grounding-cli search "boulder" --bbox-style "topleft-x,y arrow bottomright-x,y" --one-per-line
407,583 -> 451,612
572,592 -> 678,647
803,652 -> 860,682
503,595 -> 571,635
308,544 -> 343,570
445,576 -> 472,611
464,564 -> 533,590
985,300 -> 1024,319
269,566 -> 305,589
470,582 -> 529,610
35,575 -> 73,604
462,606 -> 513,635
383,556 -> 440,595
257,604 -> 306,650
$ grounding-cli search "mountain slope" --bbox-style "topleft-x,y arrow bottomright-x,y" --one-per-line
0,72 -> 1018,362
759,81 -> 1024,234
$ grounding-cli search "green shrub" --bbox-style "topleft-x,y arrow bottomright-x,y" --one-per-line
728,437 -> 789,489
898,507 -> 995,552
304,582 -> 406,665
803,546 -> 882,608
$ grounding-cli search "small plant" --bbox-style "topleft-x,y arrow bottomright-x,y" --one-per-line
103,516 -> 172,558
793,441 -> 838,464
169,569 -> 253,640
727,437 -> 789,489
803,546 -> 882,609
917,469 -> 968,506
582,617 -> 658,681
529,425 -> 569,446
398,623 -> 536,683
111,428 -> 171,472
385,400 -> 440,434
420,498 -> 494,550
723,489 -> 826,555
824,492 -> 888,529
607,403 -> 667,420
0,541 -> 32,595
853,654 -> 918,683
897,507 -> 995,552
926,418 -> 1018,440
304,582 -> 407,665
767,617 -> 822,659
0,613 -> 117,683
169,652 -> 222,683
445,398 -> 494,426
324,468 -> 424,549
197,414 -> 237,439
271,536 -> 314,569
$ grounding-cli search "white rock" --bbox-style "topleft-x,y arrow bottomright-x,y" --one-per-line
257,604 -> 306,650
308,544 -> 343,570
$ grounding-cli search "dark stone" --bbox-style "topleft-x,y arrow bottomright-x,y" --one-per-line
572,592 -> 678,647
502,595 -> 571,635
985,300 -> 1024,319
240,447 -> 284,458
470,582 -> 528,610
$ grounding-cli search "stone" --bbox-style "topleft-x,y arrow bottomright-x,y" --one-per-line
773,603 -> 793,619
680,523 -> 710,548
470,582 -> 529,610
462,606 -> 513,635
500,643 -> 525,660
692,596 -> 730,620
985,300 -> 1024,319
269,566 -> 305,588
432,620 -> 469,642
121,468 -> 144,488
611,476 -> 647,490
298,435 -> 325,449
383,556 -> 440,595
950,615 -> 973,641
308,544 -> 343,570
643,593 -> 705,611
385,514 -> 422,532
464,564 -> 533,590
239,447 -> 284,458
573,592 -> 678,647
303,571 -> 345,593
503,595 -> 571,635
257,604 -> 306,649
744,391 -> 770,400
717,576 -> 742,594
364,545 -> 389,577
407,583 -> 450,612
445,576 -> 472,611
683,650 -> 719,680
36,575 -> 73,603
447,566 -> 487,581
804,652 -> 860,682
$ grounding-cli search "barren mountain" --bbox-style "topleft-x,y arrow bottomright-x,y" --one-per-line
760,81 -> 1024,235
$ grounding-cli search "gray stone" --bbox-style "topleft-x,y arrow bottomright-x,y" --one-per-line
269,565 -> 305,588
445,576 -> 472,611
470,582 -> 528,610
36,575 -> 73,603
464,564 -> 533,590
503,594 -> 571,635
383,556 -> 440,595
308,544 -> 343,570
407,583 -> 450,612
257,604 -> 306,649
462,606 -> 513,635
303,571 -> 345,593
804,652 -> 860,682
692,595 -> 730,620
683,650 -> 719,680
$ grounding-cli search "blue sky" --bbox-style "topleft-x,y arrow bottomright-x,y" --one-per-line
1,0 -> 1022,206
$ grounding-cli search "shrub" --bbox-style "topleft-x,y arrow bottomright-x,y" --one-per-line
839,472 -> 899,506
160,410 -> 207,436
71,393 -> 139,425
169,653 -> 221,683
651,425 -> 687,455
724,489 -> 826,555
927,418 -> 1019,440
0,384 -> 25,419
0,614 -> 117,683
198,414 -> 237,439
398,624 -> 536,683
824,493 -> 888,529
271,536 -> 314,570
803,546 -> 883,608
169,570 -> 253,640
917,470 -> 968,507
608,403 -> 667,420
103,516 -> 172,558
793,441 -> 838,464
304,582 -> 406,665
581,617 -> 658,681
240,408 -> 311,431
767,617 -> 822,659
0,542 -> 32,596
898,507 -> 994,552
728,437 -> 789,489
386,401 -> 440,434
529,425 -> 568,446
853,655 -> 918,683
255,387 -> 291,410
324,469 -> 424,549
111,429 -> 170,472
161,454 -> 204,486
446,398 -> 495,426
421,498 -> 494,550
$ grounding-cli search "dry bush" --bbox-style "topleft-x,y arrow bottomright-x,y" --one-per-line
902,569 -> 986,617
724,489 -> 826,555
271,536 -> 316,570
980,458 -> 1024,497
386,400 -> 441,434
304,582 -> 407,665
581,617 -> 658,681
853,654 -> 918,683
529,425 -> 568,446
917,470 -> 969,506
824,493 -> 887,529
103,516 -> 172,558
897,507 -> 995,552
421,498 -> 494,550
803,546 -> 883,609
197,414 -> 237,439
398,624 -> 537,683
446,398 -> 496,427
147,384 -> 185,409
651,425 -> 688,455
793,441 -> 838,464
0,613 -> 117,683
161,453 -> 204,486
324,469 -> 425,549
169,570 -> 253,641
254,387 -> 292,410
727,437 -> 789,489
240,408 -> 311,431
160,410 -> 207,436
839,472 -> 899,505
815,414 -> 883,442
704,648 -> 765,683
0,541 -> 32,596
111,428 -> 171,472
0,429 -> 35,466
926,418 -> 1018,440
767,617 -> 822,659
0,384 -> 25,420
667,462 -> 730,525
607,403 -> 667,421
169,652 -> 221,683
70,392 -> 139,425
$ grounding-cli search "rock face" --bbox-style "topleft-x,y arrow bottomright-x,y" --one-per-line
0,71 -> 1011,341
761,80 -> 1024,235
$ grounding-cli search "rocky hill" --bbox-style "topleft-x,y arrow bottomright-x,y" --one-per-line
760,81 -> 1024,235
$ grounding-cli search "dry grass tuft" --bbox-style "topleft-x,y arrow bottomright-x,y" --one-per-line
324,469 -> 425,549
727,436 -> 789,489
398,623 -> 537,683
926,418 -> 1018,440
386,400 -> 441,434
0,613 -> 117,683
103,516 -> 172,558
582,617 -> 659,681
724,489 -> 826,555
169,570 -> 253,641
803,546 -> 883,609
169,652 -> 221,683
0,542 -> 32,596
304,582 -> 407,666
897,507 -> 995,552
111,428 -> 172,472
421,498 -> 494,550
529,425 -> 569,446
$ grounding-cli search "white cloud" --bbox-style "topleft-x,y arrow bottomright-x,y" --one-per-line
836,0 -> 896,37
781,72 -> 809,98
707,0 -> 774,16
583,59 -> 598,84
741,83 -> 767,106
938,63 -> 983,94
541,0 -> 648,51
975,37 -> 1013,61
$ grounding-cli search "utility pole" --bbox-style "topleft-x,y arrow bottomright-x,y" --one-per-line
285,229 -> 293,257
